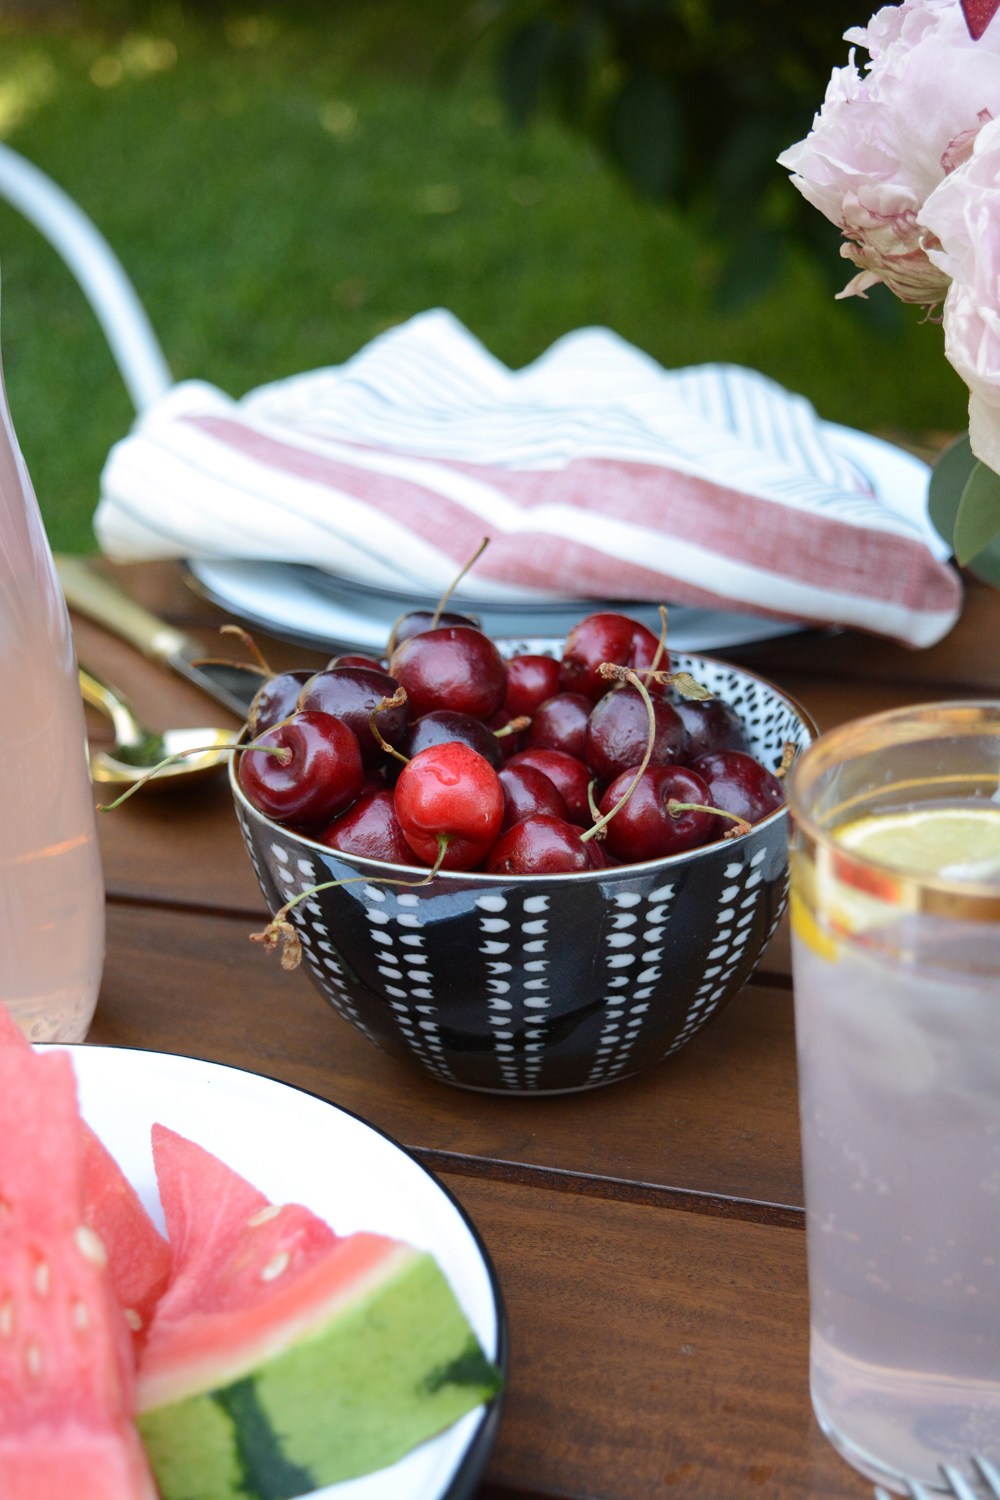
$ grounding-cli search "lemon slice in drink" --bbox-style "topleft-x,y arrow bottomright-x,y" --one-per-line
836,805 -> 1000,882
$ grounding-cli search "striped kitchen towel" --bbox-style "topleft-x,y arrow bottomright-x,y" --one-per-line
95,309 -> 961,647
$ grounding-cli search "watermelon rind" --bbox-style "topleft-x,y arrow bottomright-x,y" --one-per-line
137,1249 -> 501,1500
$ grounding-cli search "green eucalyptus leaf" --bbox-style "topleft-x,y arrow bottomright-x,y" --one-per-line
954,460 -> 1000,566
928,432 -> 976,552
966,545 -> 1000,590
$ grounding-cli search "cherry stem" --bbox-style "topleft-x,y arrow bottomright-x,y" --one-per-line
493,716 -> 530,739
580,665 -> 657,844
648,605 -> 668,677
96,738 -> 291,811
189,656 -> 270,677
250,833 -> 452,970
220,624 -> 274,677
775,741 -> 798,781
430,536 -> 490,631
368,689 -> 409,764
667,800 -> 751,841
586,778 -> 606,838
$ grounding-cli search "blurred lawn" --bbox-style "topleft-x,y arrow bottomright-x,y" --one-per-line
0,1 -> 970,552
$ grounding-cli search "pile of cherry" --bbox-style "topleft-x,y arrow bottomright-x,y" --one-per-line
237,608 -> 786,876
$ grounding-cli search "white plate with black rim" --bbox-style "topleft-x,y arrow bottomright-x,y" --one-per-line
45,1046 -> 507,1500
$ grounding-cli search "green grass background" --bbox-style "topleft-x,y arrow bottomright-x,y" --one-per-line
0,0 -> 970,552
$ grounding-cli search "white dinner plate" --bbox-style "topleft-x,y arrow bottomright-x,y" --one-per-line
185,425 -> 939,655
45,1046 -> 506,1500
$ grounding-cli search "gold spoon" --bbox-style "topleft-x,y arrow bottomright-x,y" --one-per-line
79,667 -> 240,793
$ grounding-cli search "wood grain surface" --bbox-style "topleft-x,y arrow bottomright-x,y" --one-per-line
76,558 -> 976,1500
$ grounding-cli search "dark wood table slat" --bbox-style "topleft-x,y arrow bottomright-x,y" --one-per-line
449,1178 -> 870,1500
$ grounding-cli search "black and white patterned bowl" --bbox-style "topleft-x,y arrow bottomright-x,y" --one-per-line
231,650 -> 815,1095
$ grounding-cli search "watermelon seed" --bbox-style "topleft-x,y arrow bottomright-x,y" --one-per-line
0,1298 -> 13,1336
260,1250 -> 290,1282
74,1225 -> 107,1268
72,1299 -> 90,1330
125,1308 -> 143,1331
24,1341 -> 41,1377
33,1261 -> 49,1297
246,1205 -> 281,1228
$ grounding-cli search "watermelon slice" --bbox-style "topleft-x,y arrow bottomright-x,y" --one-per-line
137,1126 -> 501,1499
0,1000 -> 171,1348
81,1126 -> 173,1345
0,1045 -> 158,1499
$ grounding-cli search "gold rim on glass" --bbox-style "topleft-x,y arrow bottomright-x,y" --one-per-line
788,701 -> 1000,925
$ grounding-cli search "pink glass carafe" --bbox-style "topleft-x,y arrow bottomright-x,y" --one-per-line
0,325 -> 104,1040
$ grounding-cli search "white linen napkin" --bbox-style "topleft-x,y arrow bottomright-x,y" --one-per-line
95,309 -> 961,647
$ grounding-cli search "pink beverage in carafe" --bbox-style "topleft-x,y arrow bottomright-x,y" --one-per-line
0,327 -> 104,1040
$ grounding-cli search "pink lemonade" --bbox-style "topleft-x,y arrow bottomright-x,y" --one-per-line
788,703 -> 1000,1493
0,357 -> 104,1041
793,920 -> 1000,1488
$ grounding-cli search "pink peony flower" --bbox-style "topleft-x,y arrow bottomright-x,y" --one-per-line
919,115 -> 1000,470
778,0 -> 1000,304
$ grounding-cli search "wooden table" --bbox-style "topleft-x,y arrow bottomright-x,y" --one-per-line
76,560 -> 1000,1500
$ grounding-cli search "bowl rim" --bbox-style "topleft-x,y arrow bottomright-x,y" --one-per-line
230,649 -> 818,886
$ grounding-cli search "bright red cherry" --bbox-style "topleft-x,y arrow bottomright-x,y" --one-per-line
296,666 -> 407,767
674,698 -> 750,759
584,687 -> 689,785
559,613 -> 663,701
389,626 -> 507,721
248,670 -> 314,736
502,654 -> 562,717
485,814 -> 598,874
598,765 -> 717,863
320,789 -> 419,865
499,763 -> 568,833
394,741 -> 504,869
239,711 -> 364,825
690,750 -> 785,825
507,748 -> 593,827
526,693 -> 590,761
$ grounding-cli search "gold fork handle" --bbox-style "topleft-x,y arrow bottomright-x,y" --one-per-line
56,555 -> 194,661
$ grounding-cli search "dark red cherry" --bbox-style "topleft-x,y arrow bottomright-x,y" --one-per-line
598,765 -> 716,863
507,749 -> 593,827
498,763 -> 568,834
329,653 -> 386,672
690,750 -> 785,825
389,609 -> 479,652
526,693 -> 590,761
394,741 -> 504,869
502,654 -> 561,718
296,666 -> 407,768
487,707 -> 527,761
400,710 -> 501,771
485,814 -> 597,875
390,626 -> 507,720
559,613 -> 663,701
248,670 -> 314,736
319,789 -> 419,865
239,711 -> 364,825
584,687 -> 689,786
585,837 -> 617,868
674,698 -> 750,759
